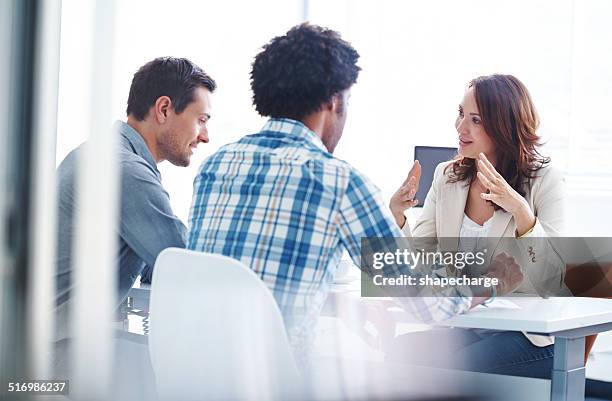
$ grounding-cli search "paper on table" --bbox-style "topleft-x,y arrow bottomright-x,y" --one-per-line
476,298 -> 521,310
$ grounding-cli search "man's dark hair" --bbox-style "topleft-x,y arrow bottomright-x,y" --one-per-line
126,57 -> 217,121
250,23 -> 360,120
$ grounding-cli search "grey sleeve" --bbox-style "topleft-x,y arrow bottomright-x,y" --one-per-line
120,161 -> 187,283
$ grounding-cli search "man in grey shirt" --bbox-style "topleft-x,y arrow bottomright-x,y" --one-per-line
56,57 -> 216,338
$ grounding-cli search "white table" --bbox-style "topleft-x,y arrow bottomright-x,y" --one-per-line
127,279 -> 612,401
322,285 -> 612,401
439,297 -> 612,401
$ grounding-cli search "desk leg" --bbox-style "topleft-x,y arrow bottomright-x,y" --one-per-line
550,337 -> 585,401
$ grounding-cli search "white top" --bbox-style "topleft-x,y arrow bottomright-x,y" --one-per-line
458,213 -> 492,254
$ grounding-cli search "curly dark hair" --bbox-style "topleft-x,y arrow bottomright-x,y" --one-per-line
250,23 -> 360,120
127,57 -> 216,121
447,74 -> 550,211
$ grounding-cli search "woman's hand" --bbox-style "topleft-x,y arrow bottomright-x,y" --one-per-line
389,160 -> 421,227
485,252 -> 524,296
476,153 -> 536,236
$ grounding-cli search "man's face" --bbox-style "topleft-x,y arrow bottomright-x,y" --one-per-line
322,89 -> 350,153
158,87 -> 212,167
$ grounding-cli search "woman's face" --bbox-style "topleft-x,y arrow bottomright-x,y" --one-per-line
455,87 -> 496,163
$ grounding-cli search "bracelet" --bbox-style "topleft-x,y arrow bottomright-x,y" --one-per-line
483,284 -> 497,305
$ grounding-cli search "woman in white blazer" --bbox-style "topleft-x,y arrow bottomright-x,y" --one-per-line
387,74 -> 567,379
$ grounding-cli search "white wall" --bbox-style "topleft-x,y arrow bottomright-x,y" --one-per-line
57,0 -> 304,222
56,0 -> 612,235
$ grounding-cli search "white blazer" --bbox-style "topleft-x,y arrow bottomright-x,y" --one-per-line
402,161 -> 568,346
402,160 -> 567,295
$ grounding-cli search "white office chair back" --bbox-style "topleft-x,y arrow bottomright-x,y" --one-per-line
148,248 -> 300,401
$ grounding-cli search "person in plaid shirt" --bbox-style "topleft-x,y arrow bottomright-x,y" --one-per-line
187,23 -> 522,365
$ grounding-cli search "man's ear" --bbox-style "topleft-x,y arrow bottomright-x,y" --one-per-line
330,93 -> 344,115
153,96 -> 172,124
323,95 -> 337,112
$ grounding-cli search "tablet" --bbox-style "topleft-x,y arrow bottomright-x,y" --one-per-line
413,146 -> 457,207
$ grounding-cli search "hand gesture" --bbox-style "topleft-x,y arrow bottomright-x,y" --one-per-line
476,153 -> 528,214
389,160 -> 421,227
476,153 -> 536,236
485,252 -> 524,296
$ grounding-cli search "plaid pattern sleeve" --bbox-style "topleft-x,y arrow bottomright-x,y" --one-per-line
187,118 -> 472,361
336,168 -> 473,323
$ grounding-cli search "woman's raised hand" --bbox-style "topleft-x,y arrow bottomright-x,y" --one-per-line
389,160 -> 421,227
476,153 -> 536,236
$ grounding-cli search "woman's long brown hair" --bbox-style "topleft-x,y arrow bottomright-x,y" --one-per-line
446,74 -> 550,211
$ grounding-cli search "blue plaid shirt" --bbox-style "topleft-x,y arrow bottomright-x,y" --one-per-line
188,118 -> 472,360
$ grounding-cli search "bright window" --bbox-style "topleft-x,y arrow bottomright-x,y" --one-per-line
308,0 -> 612,198
57,0 -> 612,225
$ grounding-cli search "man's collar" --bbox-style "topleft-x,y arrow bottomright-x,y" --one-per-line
262,118 -> 328,152
114,120 -> 159,174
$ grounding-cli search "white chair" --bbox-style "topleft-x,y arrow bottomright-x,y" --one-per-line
148,248 -> 300,401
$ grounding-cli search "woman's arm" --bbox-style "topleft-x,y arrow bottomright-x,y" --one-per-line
515,165 -> 567,296
389,161 -> 421,227
477,153 -> 566,296
401,161 -> 448,238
